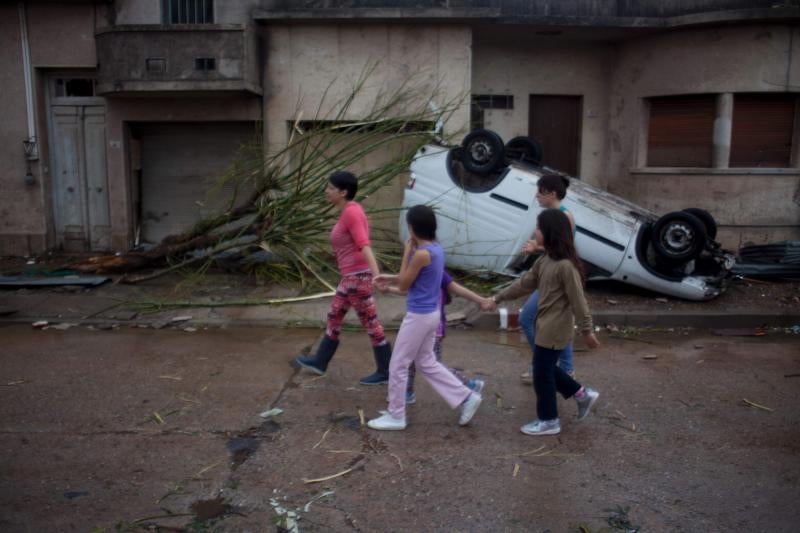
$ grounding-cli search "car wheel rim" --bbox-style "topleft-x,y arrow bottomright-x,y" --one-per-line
468,140 -> 494,164
662,223 -> 694,253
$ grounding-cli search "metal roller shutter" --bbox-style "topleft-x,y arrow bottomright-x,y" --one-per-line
647,94 -> 715,167
731,93 -> 796,168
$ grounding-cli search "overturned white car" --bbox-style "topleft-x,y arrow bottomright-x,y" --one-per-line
400,129 -> 734,301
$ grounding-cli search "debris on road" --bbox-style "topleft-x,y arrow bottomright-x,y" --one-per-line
302,454 -> 366,484
302,490 -> 335,513
741,398 -> 774,412
31,320 -> 48,329
270,498 -> 300,533
171,315 -> 192,323
51,322 -> 78,330
642,354 -> 658,360
712,328 -> 767,337
259,407 -> 284,419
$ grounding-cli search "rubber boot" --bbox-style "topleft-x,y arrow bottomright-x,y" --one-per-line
295,335 -> 338,375
359,342 -> 391,385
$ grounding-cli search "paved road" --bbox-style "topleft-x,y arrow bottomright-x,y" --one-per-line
1,324 -> 798,532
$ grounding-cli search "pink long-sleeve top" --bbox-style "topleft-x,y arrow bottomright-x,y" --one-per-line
330,202 -> 371,275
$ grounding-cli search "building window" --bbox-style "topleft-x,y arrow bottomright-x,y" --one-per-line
146,58 -> 167,74
471,94 -> 514,130
54,78 -> 95,97
731,93 -> 796,168
647,94 -> 716,167
162,0 -> 214,24
194,57 -> 216,71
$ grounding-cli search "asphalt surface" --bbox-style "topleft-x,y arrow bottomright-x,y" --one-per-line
1,324 -> 798,532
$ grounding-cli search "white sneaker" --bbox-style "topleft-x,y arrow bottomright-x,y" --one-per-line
458,392 -> 482,426
576,387 -> 599,421
367,412 -> 406,431
520,418 -> 561,436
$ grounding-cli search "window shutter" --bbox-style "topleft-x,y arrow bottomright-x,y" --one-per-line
647,95 -> 715,167
731,94 -> 796,168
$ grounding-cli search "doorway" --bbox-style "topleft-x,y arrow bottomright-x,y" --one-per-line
528,95 -> 582,177
47,75 -> 110,251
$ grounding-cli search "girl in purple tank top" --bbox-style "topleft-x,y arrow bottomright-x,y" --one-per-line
368,205 -> 483,431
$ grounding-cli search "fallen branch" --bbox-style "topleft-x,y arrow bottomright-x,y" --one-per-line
131,291 -> 335,312
303,457 -> 365,484
312,427 -> 332,450
741,398 -> 774,412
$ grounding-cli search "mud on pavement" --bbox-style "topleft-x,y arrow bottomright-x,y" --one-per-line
0,324 -> 799,532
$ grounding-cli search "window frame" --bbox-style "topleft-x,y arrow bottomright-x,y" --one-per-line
161,0 -> 214,25
637,92 -> 800,172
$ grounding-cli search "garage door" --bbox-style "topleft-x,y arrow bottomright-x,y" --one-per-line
135,122 -> 257,243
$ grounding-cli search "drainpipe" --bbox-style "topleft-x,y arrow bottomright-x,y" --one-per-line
18,1 -> 38,161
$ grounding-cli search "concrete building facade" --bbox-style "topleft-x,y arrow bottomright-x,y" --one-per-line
2,0 -> 799,256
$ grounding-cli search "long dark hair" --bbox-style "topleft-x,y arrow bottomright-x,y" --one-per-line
537,208 -> 585,282
406,204 -> 437,240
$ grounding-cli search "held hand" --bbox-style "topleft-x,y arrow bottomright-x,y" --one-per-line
583,332 -> 601,350
480,297 -> 497,312
522,240 -> 539,254
373,275 -> 391,291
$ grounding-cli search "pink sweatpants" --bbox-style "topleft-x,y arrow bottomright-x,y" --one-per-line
387,310 -> 472,419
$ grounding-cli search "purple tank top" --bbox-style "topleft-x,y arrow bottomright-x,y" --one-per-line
407,243 -> 444,314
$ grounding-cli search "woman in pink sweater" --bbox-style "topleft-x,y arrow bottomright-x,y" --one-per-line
294,171 -> 391,385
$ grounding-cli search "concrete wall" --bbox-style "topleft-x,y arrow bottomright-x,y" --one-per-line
263,23 -> 472,237
114,0 -> 260,25
0,3 -> 98,256
104,96 -> 262,250
607,23 -> 800,249
0,5 -> 39,255
472,32 -> 614,188
264,23 -> 471,146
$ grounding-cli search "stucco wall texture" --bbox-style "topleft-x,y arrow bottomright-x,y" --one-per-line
1,3 -> 798,255
471,23 -> 800,249
0,3 -> 97,255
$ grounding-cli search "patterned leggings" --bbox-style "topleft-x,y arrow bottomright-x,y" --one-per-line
325,272 -> 386,347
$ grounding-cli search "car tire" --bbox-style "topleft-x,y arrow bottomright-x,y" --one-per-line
505,136 -> 542,165
461,129 -> 505,175
651,211 -> 708,262
682,207 -> 717,240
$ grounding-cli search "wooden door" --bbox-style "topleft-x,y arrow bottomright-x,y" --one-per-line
50,105 -> 110,251
528,95 -> 582,176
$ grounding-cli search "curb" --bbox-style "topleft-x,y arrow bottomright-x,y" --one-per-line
2,311 -> 799,330
467,310 -> 800,330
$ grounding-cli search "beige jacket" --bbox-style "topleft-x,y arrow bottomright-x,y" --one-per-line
495,254 -> 593,350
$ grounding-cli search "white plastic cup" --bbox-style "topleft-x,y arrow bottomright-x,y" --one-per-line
499,307 -> 509,330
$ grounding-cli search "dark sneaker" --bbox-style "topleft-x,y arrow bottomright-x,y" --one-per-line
405,391 -> 416,405
520,418 -> 561,436
359,371 -> 388,385
576,387 -> 599,420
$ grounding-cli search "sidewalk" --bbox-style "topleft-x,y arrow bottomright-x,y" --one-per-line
1,271 -> 798,330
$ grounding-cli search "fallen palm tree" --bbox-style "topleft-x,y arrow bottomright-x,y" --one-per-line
74,69 -> 463,289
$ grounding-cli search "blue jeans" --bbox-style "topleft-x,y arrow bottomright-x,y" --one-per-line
519,290 -> 574,373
